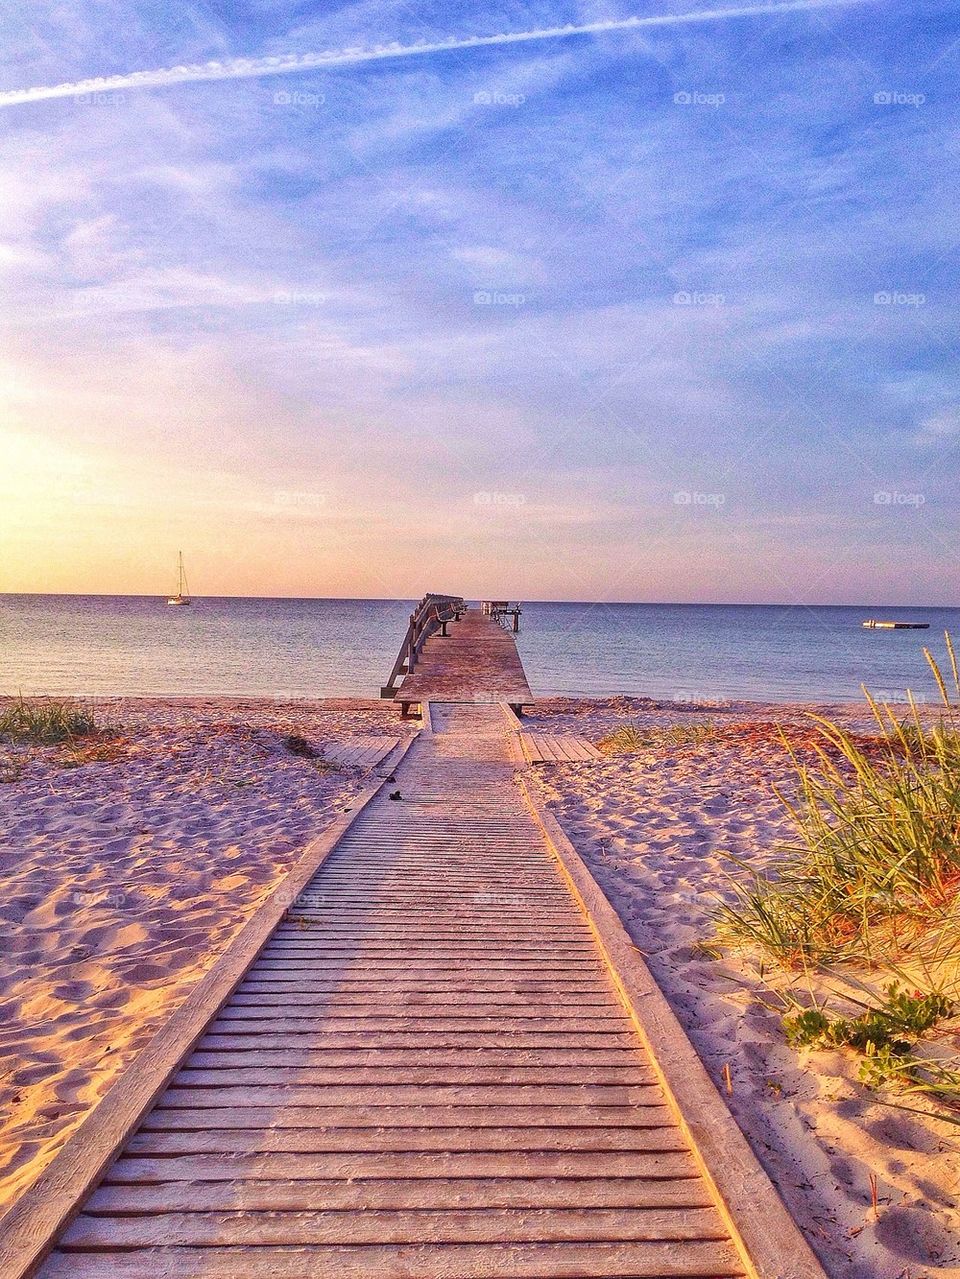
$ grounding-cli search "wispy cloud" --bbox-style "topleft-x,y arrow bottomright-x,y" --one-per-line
0,0 -> 869,109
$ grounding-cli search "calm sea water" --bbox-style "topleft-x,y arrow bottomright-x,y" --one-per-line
1,596 -> 958,703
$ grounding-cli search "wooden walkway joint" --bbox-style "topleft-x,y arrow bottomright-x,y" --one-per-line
0,597 -> 827,1279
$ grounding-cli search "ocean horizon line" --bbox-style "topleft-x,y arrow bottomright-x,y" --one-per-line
2,592 -> 958,610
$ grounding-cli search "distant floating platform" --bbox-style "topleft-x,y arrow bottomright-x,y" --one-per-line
862,619 -> 930,629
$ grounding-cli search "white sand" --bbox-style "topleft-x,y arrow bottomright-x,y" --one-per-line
527,696 -> 960,1279
0,697 -> 410,1212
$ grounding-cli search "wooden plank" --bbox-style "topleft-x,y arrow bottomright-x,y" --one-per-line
321,736 -> 401,767
126,1126 -> 686,1153
185,1048 -> 646,1068
554,736 -> 583,762
148,1102 -> 668,1126
225,991 -> 615,1010
206,1016 -> 634,1033
40,1240 -> 746,1279
197,1031 -> 640,1050
86,1176 -> 714,1213
520,733 -> 602,762
107,1149 -> 700,1180
258,942 -> 599,956
245,958 -> 606,973
235,974 -> 611,989
62,1205 -> 730,1247
155,1083 -> 666,1107
0,739 -> 418,1279
268,934 -> 595,945
172,1065 -> 656,1086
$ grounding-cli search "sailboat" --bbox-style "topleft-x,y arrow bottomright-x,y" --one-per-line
166,551 -> 192,606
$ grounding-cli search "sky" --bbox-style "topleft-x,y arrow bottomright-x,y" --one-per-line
1,1 -> 959,604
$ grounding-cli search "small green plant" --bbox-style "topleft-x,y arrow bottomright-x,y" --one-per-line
780,981 -> 960,1117
715,634 -> 960,966
0,695 -> 96,744
857,1041 -> 960,1106
782,1006 -> 833,1048
599,719 -> 716,754
783,982 -> 952,1053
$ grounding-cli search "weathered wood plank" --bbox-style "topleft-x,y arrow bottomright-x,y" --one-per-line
224,994 -> 621,1012
196,1030 -> 640,1050
235,977 -> 613,993
520,733 -> 602,763
87,1175 -> 714,1213
321,736 -> 401,767
40,1240 -> 747,1279
155,1083 -> 667,1108
185,1047 -> 645,1068
172,1065 -> 656,1087
147,1102 -> 669,1126
207,1015 -> 635,1033
127,1122 -> 683,1151
106,1149 -> 700,1181
63,1205 -> 729,1247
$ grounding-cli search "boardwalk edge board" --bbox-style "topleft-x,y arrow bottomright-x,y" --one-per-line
517,774 -> 830,1279
0,735 -> 419,1279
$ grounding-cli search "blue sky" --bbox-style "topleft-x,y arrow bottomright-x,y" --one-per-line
1,1 -> 959,602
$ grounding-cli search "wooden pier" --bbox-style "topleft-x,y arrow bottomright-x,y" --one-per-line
385,598 -> 534,716
0,595 -> 827,1279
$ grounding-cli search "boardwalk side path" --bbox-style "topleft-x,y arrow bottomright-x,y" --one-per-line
36,703 -> 751,1279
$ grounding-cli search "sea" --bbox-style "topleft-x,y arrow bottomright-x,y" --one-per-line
1,596 -> 958,704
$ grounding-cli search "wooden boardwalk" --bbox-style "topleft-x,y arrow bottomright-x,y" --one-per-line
521,732 -> 603,762
396,607 -> 533,713
3,600 -> 827,1279
320,736 -> 400,768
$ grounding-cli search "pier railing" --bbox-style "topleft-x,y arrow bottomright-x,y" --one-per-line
481,600 -> 522,633
380,593 -> 465,698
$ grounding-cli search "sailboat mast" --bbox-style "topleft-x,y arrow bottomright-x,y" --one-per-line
178,551 -> 184,597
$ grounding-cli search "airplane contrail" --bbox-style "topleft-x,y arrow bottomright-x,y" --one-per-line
0,0 -> 867,110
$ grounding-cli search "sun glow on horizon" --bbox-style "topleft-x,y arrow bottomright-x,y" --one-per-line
1,2 -> 957,606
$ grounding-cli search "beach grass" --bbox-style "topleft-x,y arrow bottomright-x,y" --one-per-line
714,635 -> 960,968
0,695 -> 96,745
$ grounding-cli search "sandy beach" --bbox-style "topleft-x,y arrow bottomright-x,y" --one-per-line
1,692 -> 958,1278
526,696 -> 960,1279
0,696 -> 411,1211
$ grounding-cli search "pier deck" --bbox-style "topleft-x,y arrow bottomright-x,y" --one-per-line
396,607 -> 533,712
